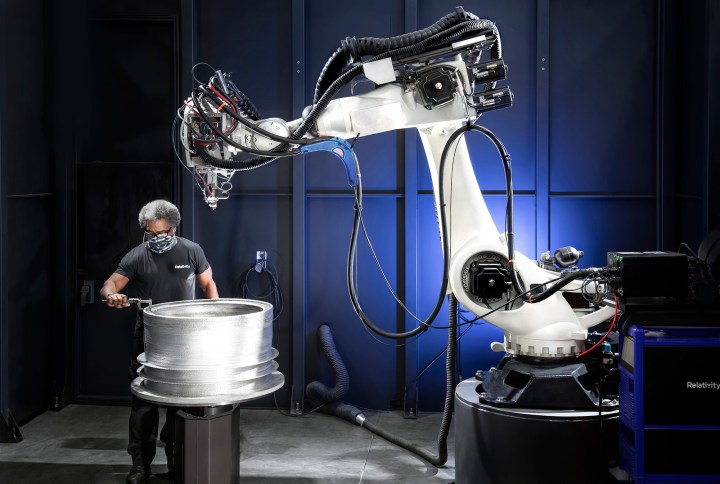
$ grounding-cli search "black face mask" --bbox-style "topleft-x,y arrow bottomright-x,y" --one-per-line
145,234 -> 178,254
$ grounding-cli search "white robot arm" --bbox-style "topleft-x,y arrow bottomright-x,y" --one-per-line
304,61 -> 615,359
176,8 -> 615,362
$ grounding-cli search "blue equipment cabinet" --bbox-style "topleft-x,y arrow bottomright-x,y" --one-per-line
619,325 -> 720,483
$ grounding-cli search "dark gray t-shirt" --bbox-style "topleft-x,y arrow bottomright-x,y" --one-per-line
115,236 -> 210,304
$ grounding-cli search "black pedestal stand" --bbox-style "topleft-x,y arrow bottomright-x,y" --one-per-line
174,404 -> 242,484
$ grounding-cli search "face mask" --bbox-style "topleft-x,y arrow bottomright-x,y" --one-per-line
146,234 -> 178,254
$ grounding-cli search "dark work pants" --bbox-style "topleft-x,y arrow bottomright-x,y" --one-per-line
128,311 -> 177,470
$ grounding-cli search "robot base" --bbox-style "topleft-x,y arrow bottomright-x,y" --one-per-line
454,378 -> 619,484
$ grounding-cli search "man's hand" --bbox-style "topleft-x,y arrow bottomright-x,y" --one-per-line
105,293 -> 131,308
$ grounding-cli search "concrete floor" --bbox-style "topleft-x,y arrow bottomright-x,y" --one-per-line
0,404 -> 456,484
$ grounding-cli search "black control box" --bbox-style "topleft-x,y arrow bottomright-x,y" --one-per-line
607,251 -> 688,299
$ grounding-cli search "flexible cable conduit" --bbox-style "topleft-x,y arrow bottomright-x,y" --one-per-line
306,295 -> 458,466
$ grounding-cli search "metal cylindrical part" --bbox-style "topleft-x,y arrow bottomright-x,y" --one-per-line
131,298 -> 284,406
143,298 -> 274,368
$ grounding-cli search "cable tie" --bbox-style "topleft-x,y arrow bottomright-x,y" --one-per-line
350,133 -> 361,148
217,101 -> 227,112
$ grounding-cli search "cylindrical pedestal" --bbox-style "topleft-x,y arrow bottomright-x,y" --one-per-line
175,404 -> 241,484
455,378 -> 619,484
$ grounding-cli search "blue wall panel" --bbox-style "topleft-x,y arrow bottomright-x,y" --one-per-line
306,196 -> 399,409
549,0 -> 657,195
676,3 -> 707,200
413,194 -> 447,411
550,197 -> 657,268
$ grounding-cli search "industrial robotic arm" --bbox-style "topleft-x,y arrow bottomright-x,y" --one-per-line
176,8 -> 616,372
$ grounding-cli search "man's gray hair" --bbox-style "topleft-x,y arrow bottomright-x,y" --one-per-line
138,200 -> 181,228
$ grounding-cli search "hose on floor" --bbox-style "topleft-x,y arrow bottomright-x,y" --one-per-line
305,294 -> 458,466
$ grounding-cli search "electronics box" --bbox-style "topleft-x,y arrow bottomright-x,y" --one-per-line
607,251 -> 688,299
619,324 -> 720,483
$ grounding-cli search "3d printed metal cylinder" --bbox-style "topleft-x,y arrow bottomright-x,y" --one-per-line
130,298 -> 284,406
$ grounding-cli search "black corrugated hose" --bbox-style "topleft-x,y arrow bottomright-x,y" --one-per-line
313,7 -> 502,104
306,294 -> 458,467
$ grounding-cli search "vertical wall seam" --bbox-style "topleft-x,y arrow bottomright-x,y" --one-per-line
656,0 -> 663,248
290,0 -> 307,415
655,0 -> 665,249
402,0 -> 419,416
535,0 -> 550,256
704,0 -> 712,234
180,0 -> 197,240
0,0 -> 8,423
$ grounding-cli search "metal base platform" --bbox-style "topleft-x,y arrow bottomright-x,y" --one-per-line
455,377 -> 619,484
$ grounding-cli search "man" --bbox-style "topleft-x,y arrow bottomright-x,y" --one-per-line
100,199 -> 219,484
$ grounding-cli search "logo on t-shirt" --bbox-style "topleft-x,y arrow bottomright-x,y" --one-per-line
174,264 -> 191,269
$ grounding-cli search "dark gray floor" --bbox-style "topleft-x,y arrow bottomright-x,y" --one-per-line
0,404 -> 455,483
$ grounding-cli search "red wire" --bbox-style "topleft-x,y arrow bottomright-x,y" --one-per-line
194,169 -> 213,197
208,82 -> 238,134
183,99 -> 201,115
576,290 -> 618,359
208,82 -> 238,113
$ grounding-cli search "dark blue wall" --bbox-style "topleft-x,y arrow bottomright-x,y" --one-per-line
1,0 -> 54,431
